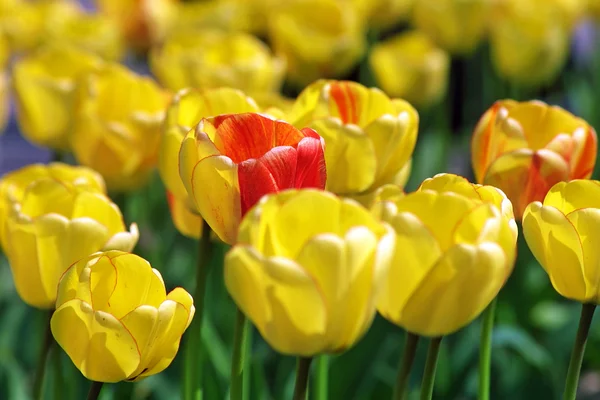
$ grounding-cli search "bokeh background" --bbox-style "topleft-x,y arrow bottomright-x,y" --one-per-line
2,0 -> 600,399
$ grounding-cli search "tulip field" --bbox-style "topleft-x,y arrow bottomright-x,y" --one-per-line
3,1 -> 600,400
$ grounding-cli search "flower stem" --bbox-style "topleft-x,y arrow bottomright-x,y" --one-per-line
293,357 -> 313,400
183,220 -> 213,400
231,307 -> 251,400
393,332 -> 420,400
420,337 -> 443,400
563,303 -> 596,400
33,310 -> 53,400
315,355 -> 330,400
87,381 -> 104,400
479,298 -> 497,400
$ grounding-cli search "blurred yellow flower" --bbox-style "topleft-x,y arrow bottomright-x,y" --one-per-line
268,0 -> 366,87
489,0 -> 570,87
523,180 -> 600,303
225,189 -> 395,356
51,251 -> 194,382
12,44 -> 103,150
412,0 -> 491,55
150,28 -> 285,95
159,87 -> 260,238
0,0 -> 43,53
373,173 -> 517,336
352,0 -> 414,30
471,100 -> 597,220
0,34 -> 8,135
287,80 -> 418,200
0,164 -> 138,309
71,63 -> 169,192
369,31 -> 449,107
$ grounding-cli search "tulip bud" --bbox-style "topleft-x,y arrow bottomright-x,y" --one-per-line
373,173 -> 517,336
150,28 -> 285,95
225,189 -> 395,356
287,80 -> 418,201
369,31 -> 450,108
12,44 -> 103,150
471,100 -> 597,220
523,180 -> 600,303
51,251 -> 194,382
268,0 -> 366,87
179,113 -> 327,244
0,163 -> 138,308
71,63 -> 169,192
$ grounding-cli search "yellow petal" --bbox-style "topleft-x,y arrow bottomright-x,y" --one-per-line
566,208 -> 600,301
543,180 -> 600,214
71,192 -> 126,235
159,127 -> 189,201
522,202 -> 587,301
51,300 -> 140,383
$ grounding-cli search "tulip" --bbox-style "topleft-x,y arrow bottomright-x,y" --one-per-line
489,0 -> 570,86
471,100 -> 597,220
267,0 -> 366,87
51,251 -> 194,382
522,180 -> 600,303
287,80 -> 418,200
373,173 -> 518,336
225,189 -> 395,356
369,31 -> 450,107
150,28 -> 285,95
166,191 -> 203,240
1,166 -> 138,309
71,63 -> 169,192
352,0 -> 414,30
0,0 -> 43,53
179,112 -> 327,244
411,0 -> 491,55
12,44 -> 103,150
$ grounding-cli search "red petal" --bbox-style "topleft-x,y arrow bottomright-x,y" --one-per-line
329,81 -> 360,125
238,146 -> 298,215
294,137 -> 327,189
214,113 -> 304,163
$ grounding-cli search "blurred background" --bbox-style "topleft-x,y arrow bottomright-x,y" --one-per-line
1,0 -> 600,399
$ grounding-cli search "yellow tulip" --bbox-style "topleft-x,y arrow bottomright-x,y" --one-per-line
150,28 -> 285,95
71,63 -> 169,192
489,0 -> 570,86
159,87 -> 260,237
225,189 -> 395,356
412,0 -> 491,55
51,251 -> 194,382
287,80 -> 418,200
369,31 -> 450,107
373,173 -> 517,336
523,180 -> 600,303
268,0 -> 366,87
12,44 -> 103,150
1,165 -> 138,309
471,100 -> 597,220
0,0 -> 43,53
352,0 -> 414,30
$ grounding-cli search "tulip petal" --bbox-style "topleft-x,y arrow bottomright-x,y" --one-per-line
51,300 -> 140,383
543,180 -> 600,213
71,192 -> 126,235
159,127 -> 189,200
166,191 -> 203,239
566,208 -> 600,301
522,202 -> 586,301
327,81 -> 394,126
294,134 -> 327,189
189,154 -> 241,244
401,243 -> 506,336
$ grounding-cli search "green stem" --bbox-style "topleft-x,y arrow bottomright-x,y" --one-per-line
53,345 -> 64,400
33,310 -> 53,400
183,220 -> 213,400
87,381 -> 104,400
479,298 -> 497,400
314,355 -> 330,400
393,332 -> 420,400
563,303 -> 596,400
293,357 -> 313,400
231,308 -> 251,400
420,337 -> 443,400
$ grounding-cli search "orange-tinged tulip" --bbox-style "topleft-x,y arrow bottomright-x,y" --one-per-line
179,112 -> 327,244
12,44 -> 104,150
71,63 -> 169,192
268,0 -> 366,87
471,100 -> 597,220
166,191 -> 203,239
287,80 -> 418,200
0,163 -> 138,308
369,30 -> 449,107
51,251 -> 194,382
373,173 -> 517,336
